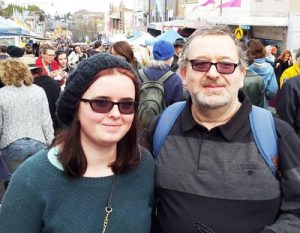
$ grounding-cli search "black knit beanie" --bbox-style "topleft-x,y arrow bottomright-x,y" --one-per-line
56,53 -> 135,127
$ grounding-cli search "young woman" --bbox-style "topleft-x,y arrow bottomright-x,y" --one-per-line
0,53 -> 155,233
0,59 -> 54,183
246,39 -> 278,109
54,50 -> 75,88
274,49 -> 293,84
109,41 -> 141,70
68,44 -> 88,67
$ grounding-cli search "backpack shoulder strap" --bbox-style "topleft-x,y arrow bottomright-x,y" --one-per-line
157,70 -> 174,84
249,105 -> 278,176
153,101 -> 186,158
138,69 -> 149,83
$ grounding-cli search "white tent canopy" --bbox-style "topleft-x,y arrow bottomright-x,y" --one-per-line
128,32 -> 154,46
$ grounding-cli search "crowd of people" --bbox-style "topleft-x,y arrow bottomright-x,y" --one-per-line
0,24 -> 300,233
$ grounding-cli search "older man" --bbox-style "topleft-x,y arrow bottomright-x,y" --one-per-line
148,25 -> 300,233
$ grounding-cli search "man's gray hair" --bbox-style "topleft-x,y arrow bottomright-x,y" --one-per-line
179,24 -> 247,69
148,59 -> 170,69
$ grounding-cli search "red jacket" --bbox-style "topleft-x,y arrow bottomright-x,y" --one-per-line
35,56 -> 59,75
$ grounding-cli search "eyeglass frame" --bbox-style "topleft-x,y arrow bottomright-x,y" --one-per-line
188,60 -> 240,74
81,98 -> 138,114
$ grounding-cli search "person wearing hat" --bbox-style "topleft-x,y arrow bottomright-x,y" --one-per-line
137,40 -> 183,106
0,53 -> 155,233
6,45 -> 24,58
279,48 -> 300,88
171,38 -> 186,72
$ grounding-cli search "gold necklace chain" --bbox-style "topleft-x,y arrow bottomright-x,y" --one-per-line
101,175 -> 117,233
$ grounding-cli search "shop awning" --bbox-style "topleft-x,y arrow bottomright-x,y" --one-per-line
204,15 -> 288,27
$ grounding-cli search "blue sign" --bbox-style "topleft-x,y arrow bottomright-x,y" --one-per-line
240,25 -> 250,30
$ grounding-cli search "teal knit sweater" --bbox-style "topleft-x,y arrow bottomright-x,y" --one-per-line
0,148 -> 155,233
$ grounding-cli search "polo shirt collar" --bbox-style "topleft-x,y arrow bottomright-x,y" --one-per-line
181,91 -> 252,141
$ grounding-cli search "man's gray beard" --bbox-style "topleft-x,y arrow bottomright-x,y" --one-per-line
191,91 -> 232,109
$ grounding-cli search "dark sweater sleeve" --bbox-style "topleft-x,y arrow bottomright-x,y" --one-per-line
261,118 -> 300,232
0,156 -> 44,233
276,78 -> 300,137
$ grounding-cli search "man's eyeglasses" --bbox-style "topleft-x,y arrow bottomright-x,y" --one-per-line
189,60 -> 240,74
46,54 -> 55,57
81,98 -> 138,114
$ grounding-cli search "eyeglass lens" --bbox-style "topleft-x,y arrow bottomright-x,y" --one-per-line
190,60 -> 238,74
81,99 -> 136,114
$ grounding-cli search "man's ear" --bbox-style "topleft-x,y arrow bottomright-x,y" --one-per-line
239,66 -> 246,89
178,66 -> 187,83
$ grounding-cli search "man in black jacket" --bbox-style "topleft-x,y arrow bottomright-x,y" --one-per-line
24,61 -> 61,132
170,38 -> 185,72
276,74 -> 300,137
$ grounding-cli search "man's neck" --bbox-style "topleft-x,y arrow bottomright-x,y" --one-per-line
191,100 -> 241,130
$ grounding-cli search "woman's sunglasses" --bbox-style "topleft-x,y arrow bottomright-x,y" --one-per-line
81,98 -> 138,114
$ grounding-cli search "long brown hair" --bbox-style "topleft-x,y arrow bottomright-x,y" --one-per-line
278,49 -> 292,61
110,41 -> 138,69
246,39 -> 266,65
52,67 -> 141,178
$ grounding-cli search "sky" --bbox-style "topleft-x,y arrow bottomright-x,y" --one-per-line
4,0 -> 110,15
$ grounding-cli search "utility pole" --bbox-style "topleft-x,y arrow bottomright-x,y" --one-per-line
220,0 -> 223,16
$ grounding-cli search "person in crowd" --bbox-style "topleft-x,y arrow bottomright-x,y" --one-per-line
88,40 -> 103,57
268,49 -> 293,108
6,45 -> 24,58
276,74 -> 300,137
0,45 -> 9,88
271,46 -> 278,58
0,59 -> 54,183
32,42 -> 40,57
54,50 -> 76,88
146,24 -> 300,233
0,45 -> 9,60
247,39 -> 278,109
23,60 -> 61,132
68,44 -> 88,67
265,45 -> 276,66
0,150 -> 9,194
133,45 -> 151,68
109,40 -> 141,71
35,44 -> 60,78
138,40 -> 183,105
171,38 -> 186,72
274,49 -> 293,84
279,48 -> 300,88
243,68 -> 265,108
23,44 -> 36,60
0,53 -> 155,233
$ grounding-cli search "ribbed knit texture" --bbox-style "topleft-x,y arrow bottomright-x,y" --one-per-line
0,85 -> 54,149
0,148 -> 155,233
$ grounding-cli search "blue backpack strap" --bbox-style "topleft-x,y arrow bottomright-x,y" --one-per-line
153,101 -> 186,158
249,105 -> 278,176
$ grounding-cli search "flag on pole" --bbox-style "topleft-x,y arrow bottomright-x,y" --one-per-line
218,0 -> 241,8
193,0 -> 215,11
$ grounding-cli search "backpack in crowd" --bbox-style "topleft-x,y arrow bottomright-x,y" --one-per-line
153,101 -> 279,176
137,69 -> 174,128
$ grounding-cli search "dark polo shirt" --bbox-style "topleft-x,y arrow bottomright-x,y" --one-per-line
149,92 -> 300,233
